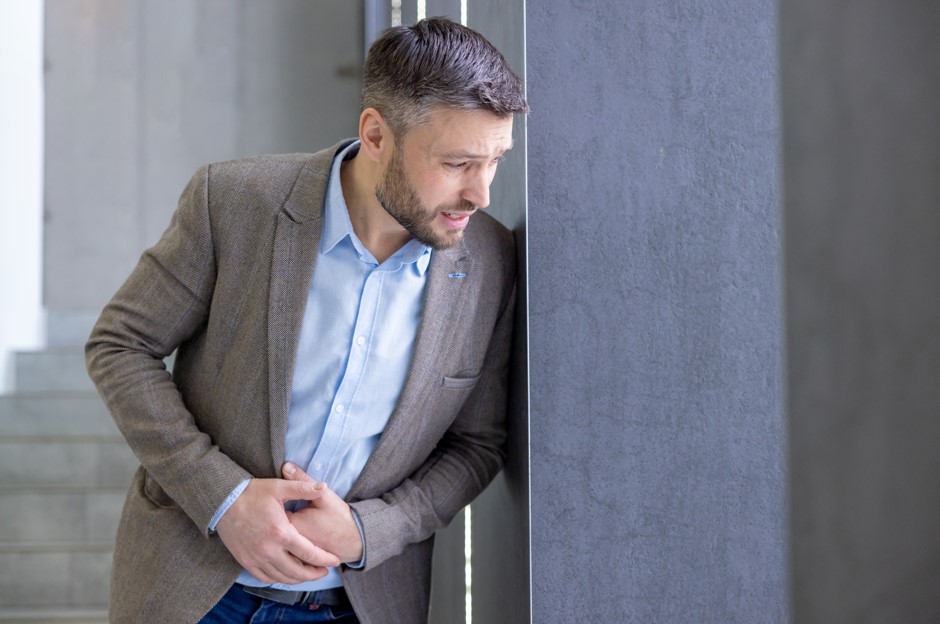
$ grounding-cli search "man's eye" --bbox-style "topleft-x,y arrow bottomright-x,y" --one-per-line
445,162 -> 468,170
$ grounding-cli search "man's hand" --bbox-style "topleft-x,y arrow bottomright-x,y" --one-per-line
282,462 -> 365,564
215,478 -> 341,585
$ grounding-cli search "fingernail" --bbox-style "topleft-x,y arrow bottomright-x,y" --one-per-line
283,463 -> 295,476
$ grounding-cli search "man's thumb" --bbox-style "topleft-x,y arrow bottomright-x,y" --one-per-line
282,461 -> 321,485
283,461 -> 305,479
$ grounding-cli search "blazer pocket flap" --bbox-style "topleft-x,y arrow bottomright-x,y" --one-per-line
441,374 -> 481,389
142,471 -> 177,509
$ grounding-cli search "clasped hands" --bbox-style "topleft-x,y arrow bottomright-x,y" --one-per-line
214,461 -> 364,585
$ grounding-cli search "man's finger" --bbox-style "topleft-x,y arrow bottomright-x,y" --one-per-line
247,566 -> 275,586
282,461 -> 317,483
282,478 -> 329,504
281,525 -> 341,568
266,556 -> 329,585
288,536 -> 341,569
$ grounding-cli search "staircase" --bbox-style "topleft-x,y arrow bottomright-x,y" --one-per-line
0,349 -> 137,623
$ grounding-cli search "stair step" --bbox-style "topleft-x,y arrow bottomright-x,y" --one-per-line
0,395 -> 114,437
0,609 -> 108,623
0,489 -> 125,543
46,311 -> 100,349
0,440 -> 137,488
0,546 -> 111,608
0,540 -> 114,553
13,351 -> 94,393
10,349 -> 176,393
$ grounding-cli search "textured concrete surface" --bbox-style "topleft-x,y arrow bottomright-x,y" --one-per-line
782,2 -> 940,622
526,1 -> 785,622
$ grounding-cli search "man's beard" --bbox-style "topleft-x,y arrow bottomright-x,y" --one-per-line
375,147 -> 475,250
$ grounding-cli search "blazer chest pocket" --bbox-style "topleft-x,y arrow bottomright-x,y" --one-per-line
441,373 -> 480,389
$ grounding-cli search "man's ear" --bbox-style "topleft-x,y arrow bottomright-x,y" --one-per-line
359,107 -> 393,164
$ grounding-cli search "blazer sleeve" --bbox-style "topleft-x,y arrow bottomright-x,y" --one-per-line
85,165 -> 251,535
349,279 -> 516,570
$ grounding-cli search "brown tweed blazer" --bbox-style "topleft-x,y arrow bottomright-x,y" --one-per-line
85,140 -> 516,623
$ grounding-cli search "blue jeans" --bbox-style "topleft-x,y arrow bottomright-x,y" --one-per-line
198,584 -> 360,624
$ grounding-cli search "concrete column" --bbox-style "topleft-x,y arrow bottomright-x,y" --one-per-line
782,2 -> 940,622
526,1 -> 786,622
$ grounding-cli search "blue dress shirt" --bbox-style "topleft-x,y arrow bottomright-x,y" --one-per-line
211,141 -> 432,591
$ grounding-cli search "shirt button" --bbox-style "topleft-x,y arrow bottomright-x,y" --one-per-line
314,462 -> 323,472
356,336 -> 365,346
335,404 -> 345,413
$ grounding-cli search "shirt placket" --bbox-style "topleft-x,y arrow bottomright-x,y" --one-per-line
305,267 -> 384,485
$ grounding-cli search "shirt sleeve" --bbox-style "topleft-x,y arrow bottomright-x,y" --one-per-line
208,478 -> 252,532
345,507 -> 367,569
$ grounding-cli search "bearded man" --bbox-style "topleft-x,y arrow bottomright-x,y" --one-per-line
85,16 -> 527,624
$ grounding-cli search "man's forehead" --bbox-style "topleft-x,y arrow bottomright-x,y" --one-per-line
410,108 -> 514,155
423,105 -> 513,125
436,137 -> 516,160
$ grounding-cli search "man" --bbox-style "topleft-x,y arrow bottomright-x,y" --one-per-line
85,17 -> 527,624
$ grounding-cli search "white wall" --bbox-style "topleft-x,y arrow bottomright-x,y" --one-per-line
0,2 -> 45,392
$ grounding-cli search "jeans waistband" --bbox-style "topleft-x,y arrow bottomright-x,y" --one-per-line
239,584 -> 350,608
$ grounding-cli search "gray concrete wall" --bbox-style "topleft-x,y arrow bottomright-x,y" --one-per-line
526,1 -> 785,622
44,0 -> 363,319
782,2 -> 940,622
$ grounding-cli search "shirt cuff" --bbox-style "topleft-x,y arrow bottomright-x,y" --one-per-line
345,507 -> 367,569
208,478 -> 251,532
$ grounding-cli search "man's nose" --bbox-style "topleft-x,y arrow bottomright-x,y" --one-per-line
462,171 -> 491,209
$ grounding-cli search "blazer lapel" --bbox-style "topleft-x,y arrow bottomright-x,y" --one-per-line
267,214 -> 321,472
348,241 -> 475,499
267,146 -> 350,472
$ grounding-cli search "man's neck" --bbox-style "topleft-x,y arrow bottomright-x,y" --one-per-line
340,152 -> 411,264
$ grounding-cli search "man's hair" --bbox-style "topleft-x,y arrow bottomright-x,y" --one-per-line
362,17 -> 528,137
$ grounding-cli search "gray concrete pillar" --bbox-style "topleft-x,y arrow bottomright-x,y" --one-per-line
525,1 -> 786,621
782,2 -> 940,622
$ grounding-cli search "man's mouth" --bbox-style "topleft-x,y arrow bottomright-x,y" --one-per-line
439,210 -> 474,228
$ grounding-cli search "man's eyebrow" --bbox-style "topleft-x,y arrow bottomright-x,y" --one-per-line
439,139 -> 515,160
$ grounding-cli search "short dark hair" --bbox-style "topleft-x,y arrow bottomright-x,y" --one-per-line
362,17 -> 528,137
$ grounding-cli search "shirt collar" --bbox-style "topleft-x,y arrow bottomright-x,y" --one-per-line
321,140 -> 432,276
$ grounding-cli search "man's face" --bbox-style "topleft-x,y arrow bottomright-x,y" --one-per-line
375,107 -> 514,250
